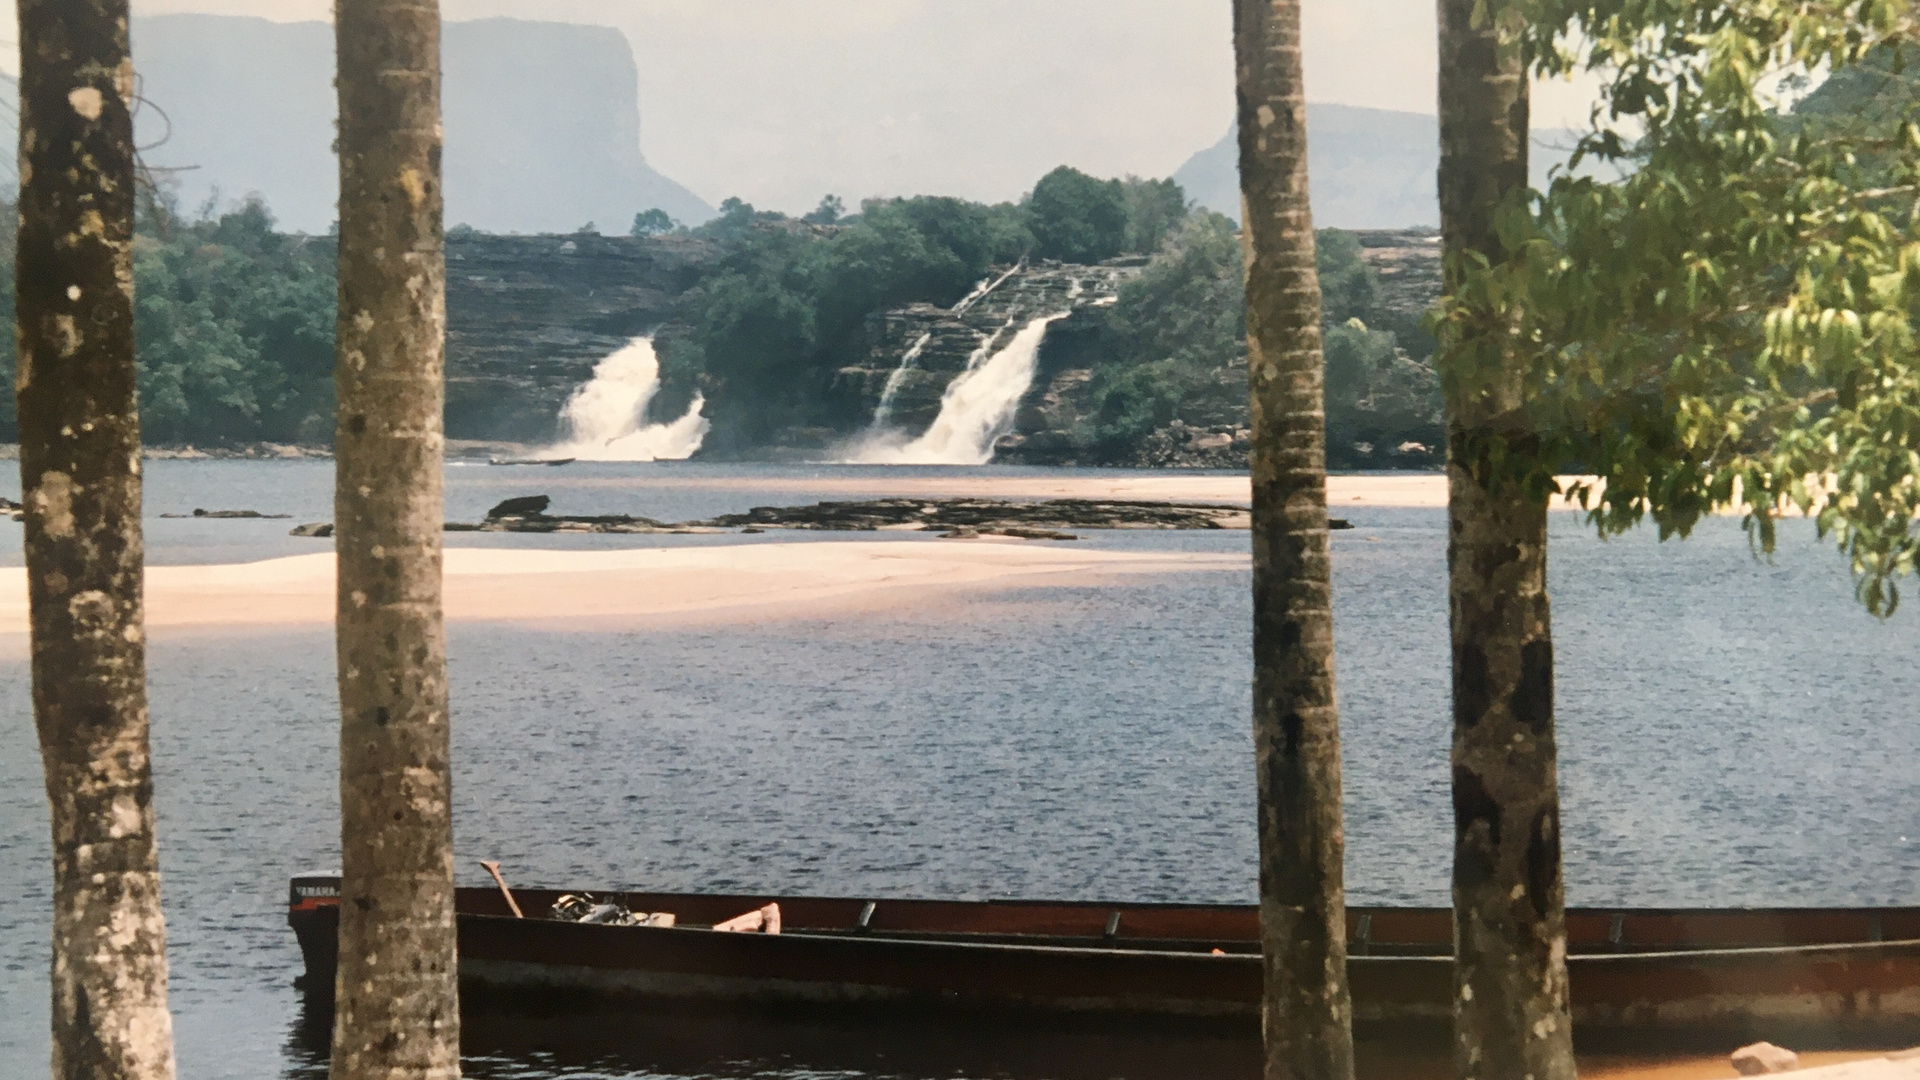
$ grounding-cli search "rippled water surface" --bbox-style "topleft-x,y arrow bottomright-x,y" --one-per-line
0,462 -> 1915,1079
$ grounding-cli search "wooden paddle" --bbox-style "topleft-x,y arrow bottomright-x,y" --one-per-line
478,860 -> 524,918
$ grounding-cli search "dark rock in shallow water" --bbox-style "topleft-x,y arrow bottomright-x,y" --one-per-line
697,498 -> 1254,532
289,522 -> 333,537
301,498 -> 1348,539
487,494 -> 551,518
161,508 -> 292,519
466,512 -> 709,534
459,495 -> 720,533
940,526 -> 1079,541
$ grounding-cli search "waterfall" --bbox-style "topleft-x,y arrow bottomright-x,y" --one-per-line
545,336 -> 709,461
847,311 -> 1068,465
952,261 -> 1024,315
864,260 -> 1025,433
868,331 -> 932,430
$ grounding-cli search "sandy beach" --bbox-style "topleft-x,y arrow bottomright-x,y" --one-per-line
0,472 -> 1714,635
0,538 -> 1244,634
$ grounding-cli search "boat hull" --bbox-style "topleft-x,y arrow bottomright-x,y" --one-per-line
288,878 -> 1920,1044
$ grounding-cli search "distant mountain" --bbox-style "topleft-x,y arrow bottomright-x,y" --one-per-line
129,15 -> 713,234
1174,105 -> 1584,229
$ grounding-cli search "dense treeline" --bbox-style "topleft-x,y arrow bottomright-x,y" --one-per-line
133,199 -> 337,444
0,166 -> 1435,461
657,166 -> 1193,449
665,165 -> 1438,462
0,194 -> 336,445
657,193 -> 1031,446
1083,213 -> 1440,465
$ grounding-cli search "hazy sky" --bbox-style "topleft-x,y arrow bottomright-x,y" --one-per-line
1,1 -> 1601,213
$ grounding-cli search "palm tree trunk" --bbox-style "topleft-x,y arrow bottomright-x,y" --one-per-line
1435,3 -> 1575,1079
15,3 -> 177,1078
1234,3 -> 1354,1079
330,2 -> 458,1078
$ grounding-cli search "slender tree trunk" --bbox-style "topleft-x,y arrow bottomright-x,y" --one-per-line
330,2 -> 457,1078
1435,3 -> 1575,1079
1235,4 -> 1354,1079
16,4 -> 177,1079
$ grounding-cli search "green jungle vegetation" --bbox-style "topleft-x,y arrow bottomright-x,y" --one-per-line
654,166 -> 1212,449
0,194 -> 336,446
1080,212 -> 1440,465
654,165 -> 1440,462
0,165 -> 1437,463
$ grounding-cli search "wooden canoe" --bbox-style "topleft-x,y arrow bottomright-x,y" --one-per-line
288,873 -> 1920,1045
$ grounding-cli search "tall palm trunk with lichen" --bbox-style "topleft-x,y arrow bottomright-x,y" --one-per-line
329,2 -> 458,1078
1434,3 -> 1575,1079
16,3 -> 177,1078
1234,3 -> 1355,1079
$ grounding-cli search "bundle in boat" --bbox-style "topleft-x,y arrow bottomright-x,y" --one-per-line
550,893 -> 675,928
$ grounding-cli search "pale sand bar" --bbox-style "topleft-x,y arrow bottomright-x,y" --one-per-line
0,540 -> 1245,634
0,473 -> 1702,635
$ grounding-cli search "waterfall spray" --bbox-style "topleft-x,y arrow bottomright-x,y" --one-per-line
847,311 -> 1068,465
545,337 -> 709,461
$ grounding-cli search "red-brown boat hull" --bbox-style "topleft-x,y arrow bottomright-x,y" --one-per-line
288,876 -> 1920,1044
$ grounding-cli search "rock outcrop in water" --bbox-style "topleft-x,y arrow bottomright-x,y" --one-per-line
158,509 -> 292,519
699,498 -> 1262,531
447,510 -> 718,535
291,496 -> 1328,537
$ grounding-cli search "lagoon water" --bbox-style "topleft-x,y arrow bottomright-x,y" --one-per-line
0,461 -> 1915,1079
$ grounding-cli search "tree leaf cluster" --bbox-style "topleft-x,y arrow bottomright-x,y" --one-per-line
1480,0 -> 1920,613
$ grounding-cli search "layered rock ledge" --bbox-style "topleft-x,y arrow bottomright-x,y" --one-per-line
292,497 -> 1366,538
697,498 -> 1259,532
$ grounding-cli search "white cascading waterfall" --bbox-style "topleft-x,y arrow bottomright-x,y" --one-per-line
866,262 -> 1029,432
952,262 -> 1024,315
867,331 -> 932,431
544,336 -> 709,461
847,311 -> 1069,465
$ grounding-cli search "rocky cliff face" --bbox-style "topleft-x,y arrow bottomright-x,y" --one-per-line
998,227 -> 1444,468
1353,228 -> 1442,326
442,228 -> 1440,462
444,233 -> 716,441
129,15 -> 713,235
834,258 -> 1144,434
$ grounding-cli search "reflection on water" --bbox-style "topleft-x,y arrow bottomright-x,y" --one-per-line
0,464 -> 1915,1079
285,991 -> 1264,1080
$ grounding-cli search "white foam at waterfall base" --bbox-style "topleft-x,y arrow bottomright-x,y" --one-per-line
545,336 -> 709,461
847,311 -> 1068,465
